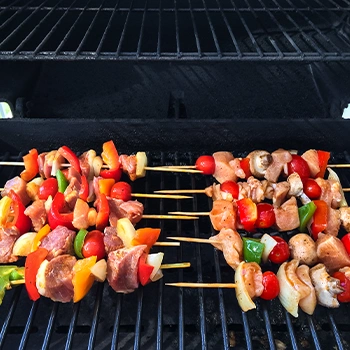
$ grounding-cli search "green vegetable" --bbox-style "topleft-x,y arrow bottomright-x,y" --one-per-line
298,202 -> 317,233
56,169 -> 69,193
74,229 -> 89,259
0,266 -> 25,305
242,237 -> 265,264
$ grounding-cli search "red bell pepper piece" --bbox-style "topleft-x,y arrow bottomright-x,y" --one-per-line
20,148 -> 39,182
240,158 -> 252,179
79,175 -> 89,201
6,190 -> 31,235
95,193 -> 109,231
25,248 -> 48,301
101,140 -> 119,170
138,253 -> 154,286
237,198 -> 257,232
48,192 -> 74,230
100,167 -> 122,181
58,146 -> 81,174
316,150 -> 330,178
132,228 -> 161,253
310,200 -> 328,240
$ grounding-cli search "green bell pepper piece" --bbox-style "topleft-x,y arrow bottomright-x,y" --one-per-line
74,229 -> 89,259
242,237 -> 265,264
0,266 -> 24,305
298,201 -> 317,233
56,169 -> 69,193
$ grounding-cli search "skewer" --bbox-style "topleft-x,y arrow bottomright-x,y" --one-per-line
153,241 -> 180,247
142,214 -> 199,220
154,189 -> 206,194
165,282 -> 236,288
167,212 -> 209,216
167,236 -> 218,244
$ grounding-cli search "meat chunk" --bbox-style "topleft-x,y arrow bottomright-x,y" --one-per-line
209,200 -> 237,231
2,176 -> 31,206
107,245 -> 146,293
24,200 -> 47,232
0,227 -> 21,263
316,233 -> 350,273
340,206 -> 350,231
119,154 -> 137,181
79,150 -> 96,181
315,178 -> 342,209
246,176 -> 265,203
72,198 -> 90,230
287,173 -> 304,197
272,181 -> 290,207
212,152 -> 237,183
242,262 -> 263,299
40,225 -> 76,260
228,158 -> 246,180
204,184 -> 223,201
209,228 -> 242,270
36,255 -> 76,303
285,259 -> 310,300
301,149 -> 320,177
274,196 -> 300,232
324,208 -> 340,236
265,149 -> 292,183
108,198 -> 144,227
104,226 -> 124,254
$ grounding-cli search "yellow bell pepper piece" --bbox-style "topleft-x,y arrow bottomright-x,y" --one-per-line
32,224 -> 51,251
72,256 -> 97,303
98,178 -> 115,196
0,196 -> 12,226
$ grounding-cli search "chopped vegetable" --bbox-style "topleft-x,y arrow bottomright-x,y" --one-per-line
58,145 -> 81,173
79,175 -> 89,201
12,231 -> 37,256
132,227 -> 161,253
21,149 -> 39,182
116,218 -> 136,248
56,169 -> 69,193
260,234 -> 278,263
101,140 -> 119,170
332,271 -> 350,303
99,167 -> 122,181
32,224 -> 51,251
255,203 -> 275,229
99,178 -> 115,196
235,261 -> 256,312
240,158 -> 252,179
327,168 -> 348,207
303,178 -> 321,199
110,182 -> 132,202
298,201 -> 317,233
38,178 -> 58,200
146,252 -> 164,281
0,196 -> 12,226
287,155 -> 310,179
268,236 -> 290,264
195,155 -> 215,175
0,266 -> 25,305
242,237 -> 264,264
48,192 -> 74,230
135,152 -> 148,179
90,259 -> 107,282
82,230 -> 105,261
6,190 -> 31,235
138,253 -> 154,286
260,271 -> 280,300
316,150 -> 330,178
236,198 -> 257,232
95,193 -> 109,231
310,200 -> 328,240
341,233 -> 350,256
220,181 -> 239,199
74,229 -> 89,259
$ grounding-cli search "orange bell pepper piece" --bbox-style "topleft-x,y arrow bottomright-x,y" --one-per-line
101,140 -> 119,170
21,149 -> 39,182
72,256 -> 97,303
32,224 -> 51,251
132,228 -> 161,252
98,178 -> 115,196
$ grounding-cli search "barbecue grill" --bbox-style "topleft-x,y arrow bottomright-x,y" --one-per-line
1,0 -> 350,349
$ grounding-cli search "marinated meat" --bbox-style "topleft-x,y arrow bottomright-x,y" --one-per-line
24,200 -> 47,232
119,154 -> 137,181
301,149 -> 320,177
246,176 -> 265,203
108,198 -> 144,227
242,262 -> 263,299
324,208 -> 340,236
72,198 -> 90,230
79,150 -> 96,180
272,181 -> 290,207
315,178 -> 342,209
285,260 -> 310,300
265,149 -> 292,183
107,245 -> 146,293
274,196 -> 300,232
212,152 -> 237,183
287,173 -> 304,197
2,176 -> 31,206
38,152 -> 47,178
0,227 -> 21,263
204,184 -> 223,201
209,200 -> 237,231
339,207 -> 350,231
104,226 -> 124,254
228,158 -> 246,179
40,225 -> 76,260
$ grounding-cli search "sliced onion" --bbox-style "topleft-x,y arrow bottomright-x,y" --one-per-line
12,231 -> 37,256
116,218 -> 136,248
234,261 -> 256,312
90,259 -> 107,282
136,152 -> 147,179
327,168 -> 348,207
260,234 -> 277,264
277,262 -> 301,318
36,259 -> 49,296
146,252 -> 164,281
93,156 -> 103,177
151,269 -> 164,282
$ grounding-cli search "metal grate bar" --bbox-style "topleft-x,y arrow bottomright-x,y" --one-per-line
284,311 -> 299,350
262,303 -> 276,350
307,316 -> 321,350
136,0 -> 148,57
328,311 -> 345,350
65,302 -> 80,350
88,283 -> 104,350
41,303 -> 59,350
133,288 -> 144,350
116,0 -> 135,57
18,300 -> 39,350
188,0 -> 202,57
157,0 -> 162,57
174,0 -> 181,58
241,312 -> 253,350
111,295 -> 123,349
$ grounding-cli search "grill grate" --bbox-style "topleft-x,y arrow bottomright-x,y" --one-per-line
0,0 -> 350,61
0,151 -> 350,349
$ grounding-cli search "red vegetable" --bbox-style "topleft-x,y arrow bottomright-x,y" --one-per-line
138,253 -> 154,286
48,192 -> 74,230
303,178 -> 321,199
6,190 -> 31,235
316,150 -> 330,178
81,230 -> 105,261
58,146 -> 81,174
95,193 -> 109,231
21,148 -> 39,182
260,271 -> 280,300
100,167 -> 122,181
255,203 -> 275,229
287,155 -> 310,179
236,198 -> 257,232
110,182 -> 132,202
79,175 -> 89,201
101,140 -> 119,170
195,155 -> 215,175
341,233 -> 350,256
25,248 -> 48,301
240,158 -> 252,179
268,236 -> 290,264
38,178 -> 58,200
220,181 -> 239,199
332,271 -> 350,303
310,200 -> 328,240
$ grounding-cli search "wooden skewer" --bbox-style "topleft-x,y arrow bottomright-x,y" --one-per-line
167,236 -> 219,244
142,214 -> 199,220
154,242 -> 180,247
158,165 -> 197,169
165,282 -> 237,288
167,212 -> 209,216
160,262 -> 191,269
154,189 -> 206,194
132,193 -> 192,199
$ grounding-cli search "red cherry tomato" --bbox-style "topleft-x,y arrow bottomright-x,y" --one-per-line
341,233 -> 350,255
82,230 -> 105,261
220,181 -> 239,199
38,178 -> 58,200
268,236 -> 290,264
195,155 -> 215,175
303,178 -> 322,199
332,271 -> 350,303
110,182 -> 132,201
255,203 -> 275,229
287,155 -> 310,179
260,271 -> 280,300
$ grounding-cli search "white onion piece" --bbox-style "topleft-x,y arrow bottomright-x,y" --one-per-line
36,260 -> 49,296
151,269 -> 164,282
147,253 -> 164,281
44,195 -> 53,213
234,261 -> 256,312
260,234 -> 278,264
116,218 -> 136,248
30,177 -> 44,186
277,262 -> 301,318
136,152 -> 147,179
93,156 -> 103,177
90,259 -> 107,282
327,168 -> 348,207
12,232 -> 37,256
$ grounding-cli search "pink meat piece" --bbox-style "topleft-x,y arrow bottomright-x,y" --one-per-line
119,154 -> 137,181
301,150 -> 320,177
24,200 -> 47,232
38,152 -> 47,178
228,158 -> 246,179
0,227 -> 21,263
324,208 -> 340,237
314,178 -> 341,208
43,255 -> 76,303
40,225 -> 76,260
2,176 -> 31,206
107,197 -> 144,227
209,200 -> 237,231
107,245 -> 146,293
247,176 -> 265,203
72,198 -> 89,230
274,196 -> 300,232
265,149 -> 292,183
104,226 -> 124,254
79,150 -> 95,180
212,152 -> 237,183
272,181 -> 290,207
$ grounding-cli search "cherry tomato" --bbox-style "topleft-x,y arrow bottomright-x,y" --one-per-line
303,178 -> 322,199
255,203 -> 275,229
110,182 -> 132,201
332,271 -> 350,303
195,155 -> 215,175
287,155 -> 310,179
260,271 -> 280,300
341,233 -> 350,256
81,230 -> 105,261
38,178 -> 58,200
220,181 -> 239,199
268,236 -> 290,264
